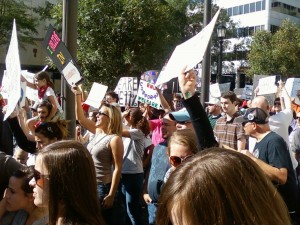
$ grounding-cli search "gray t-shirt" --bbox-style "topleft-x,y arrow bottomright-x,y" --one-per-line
122,129 -> 145,174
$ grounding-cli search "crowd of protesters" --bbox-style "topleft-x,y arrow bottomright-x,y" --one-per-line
0,67 -> 299,225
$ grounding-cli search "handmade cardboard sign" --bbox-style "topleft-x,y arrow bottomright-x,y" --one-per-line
114,77 -> 139,107
137,80 -> 160,109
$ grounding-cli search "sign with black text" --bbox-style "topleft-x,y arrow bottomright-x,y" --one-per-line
114,77 -> 139,107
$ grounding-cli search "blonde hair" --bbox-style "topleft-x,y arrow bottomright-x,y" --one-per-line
157,148 -> 291,225
102,103 -> 122,136
167,129 -> 198,155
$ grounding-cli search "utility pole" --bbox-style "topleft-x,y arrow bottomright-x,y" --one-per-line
62,0 -> 78,138
200,0 -> 212,105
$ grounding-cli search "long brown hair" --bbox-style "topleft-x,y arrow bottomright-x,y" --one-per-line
156,148 -> 291,225
34,71 -> 54,89
130,108 -> 150,136
39,141 -> 105,225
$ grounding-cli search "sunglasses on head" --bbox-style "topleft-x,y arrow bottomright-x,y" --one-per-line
33,169 -> 49,188
169,155 -> 193,167
97,111 -> 109,118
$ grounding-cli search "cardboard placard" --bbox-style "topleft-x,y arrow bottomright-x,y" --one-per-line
114,77 -> 139,107
137,80 -> 160,109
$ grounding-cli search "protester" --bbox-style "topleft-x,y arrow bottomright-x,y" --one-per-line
205,97 -> 222,129
238,108 -> 298,223
213,91 -> 246,150
13,147 -> 29,165
156,148 -> 291,225
0,152 -> 23,199
73,86 -> 124,225
0,167 -> 48,225
29,140 -> 105,225
24,71 -> 63,124
169,109 -> 193,130
164,129 -> 198,182
121,108 -> 150,225
105,91 -> 119,104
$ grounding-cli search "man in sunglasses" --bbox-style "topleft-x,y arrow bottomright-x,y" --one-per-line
238,107 -> 298,223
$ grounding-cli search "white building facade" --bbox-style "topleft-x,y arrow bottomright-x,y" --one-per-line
214,0 -> 300,76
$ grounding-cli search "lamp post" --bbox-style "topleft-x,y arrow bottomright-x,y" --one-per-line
217,24 -> 226,83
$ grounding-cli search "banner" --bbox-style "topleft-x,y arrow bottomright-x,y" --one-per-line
84,82 -> 108,109
155,9 -> 221,86
114,77 -> 138,107
43,25 -> 83,86
137,80 -> 160,109
3,20 -> 21,121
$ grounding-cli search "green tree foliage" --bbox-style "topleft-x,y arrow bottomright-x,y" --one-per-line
47,1 -> 231,88
0,0 -> 38,48
248,19 -> 300,78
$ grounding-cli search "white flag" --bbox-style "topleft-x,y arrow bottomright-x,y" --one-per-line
3,19 -> 21,121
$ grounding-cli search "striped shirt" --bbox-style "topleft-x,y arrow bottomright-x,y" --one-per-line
213,112 -> 245,150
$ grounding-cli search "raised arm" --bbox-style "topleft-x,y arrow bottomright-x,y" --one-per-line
178,66 -> 218,150
155,87 -> 171,113
71,86 -> 96,134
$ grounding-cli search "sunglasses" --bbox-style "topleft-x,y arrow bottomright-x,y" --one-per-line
169,155 -> 193,167
296,117 -> 300,120
176,121 -> 191,125
33,169 -> 49,188
97,111 -> 109,118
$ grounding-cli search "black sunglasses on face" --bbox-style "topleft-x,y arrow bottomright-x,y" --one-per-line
97,111 -> 109,118
176,121 -> 191,125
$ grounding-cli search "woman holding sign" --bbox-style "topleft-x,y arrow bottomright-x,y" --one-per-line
72,86 -> 125,225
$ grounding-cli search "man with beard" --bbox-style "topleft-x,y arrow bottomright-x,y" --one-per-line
205,97 -> 222,129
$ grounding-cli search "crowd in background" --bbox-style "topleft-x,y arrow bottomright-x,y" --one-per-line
0,68 -> 299,225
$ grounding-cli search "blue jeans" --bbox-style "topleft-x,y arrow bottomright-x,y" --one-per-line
148,203 -> 157,225
120,173 -> 144,225
97,183 -> 125,225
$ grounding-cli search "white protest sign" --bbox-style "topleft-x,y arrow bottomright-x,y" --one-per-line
4,20 -> 21,121
155,9 -> 220,86
62,61 -> 82,86
209,82 -> 231,98
137,80 -> 160,109
257,76 -> 277,95
285,78 -> 300,105
114,77 -> 139,107
21,70 -> 39,102
84,82 -> 108,109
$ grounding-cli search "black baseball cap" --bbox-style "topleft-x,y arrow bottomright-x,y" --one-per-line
236,107 -> 269,125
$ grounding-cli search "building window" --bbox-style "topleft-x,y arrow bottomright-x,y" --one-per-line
256,1 -> 262,11
244,4 -> 250,14
270,25 -> 279,33
239,5 -> 244,14
250,3 -> 255,12
255,25 -> 261,32
233,6 -> 238,16
227,7 -> 233,16
262,0 -> 266,10
261,25 -> 265,30
249,27 -> 255,36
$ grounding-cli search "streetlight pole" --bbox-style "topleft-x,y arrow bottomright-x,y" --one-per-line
217,38 -> 223,83
200,0 -> 212,105
217,24 -> 226,84
62,0 -> 78,138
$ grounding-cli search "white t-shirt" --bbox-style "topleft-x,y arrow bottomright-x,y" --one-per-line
39,87 -> 63,113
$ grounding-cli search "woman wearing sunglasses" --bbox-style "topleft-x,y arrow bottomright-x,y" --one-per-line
29,140 -> 105,225
72,87 -> 124,225
164,129 -> 198,182
0,167 -> 48,225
